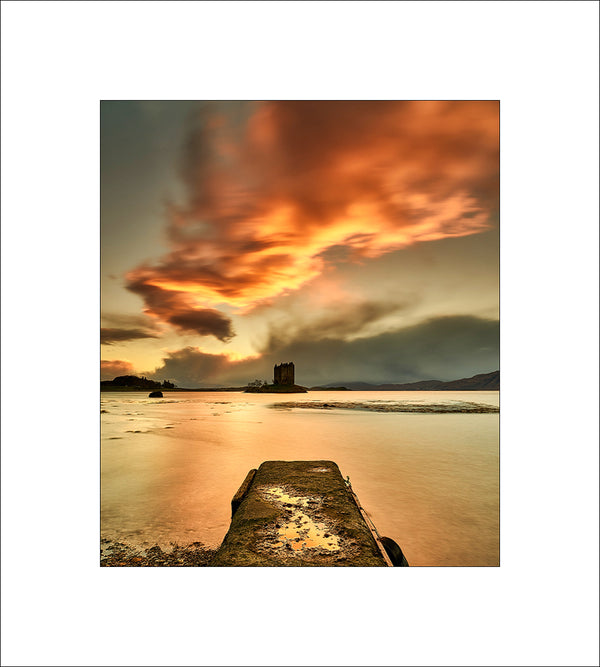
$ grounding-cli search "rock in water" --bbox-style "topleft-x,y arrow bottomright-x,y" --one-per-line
148,391 -> 163,398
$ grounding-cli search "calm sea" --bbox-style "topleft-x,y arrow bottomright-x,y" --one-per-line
101,390 -> 499,566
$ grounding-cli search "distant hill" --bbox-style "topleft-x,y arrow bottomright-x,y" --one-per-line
433,370 -> 499,391
309,386 -> 350,391
319,370 -> 499,391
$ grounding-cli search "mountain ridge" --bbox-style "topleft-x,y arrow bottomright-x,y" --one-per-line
312,370 -> 499,391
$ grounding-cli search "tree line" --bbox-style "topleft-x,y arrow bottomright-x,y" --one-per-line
101,375 -> 176,389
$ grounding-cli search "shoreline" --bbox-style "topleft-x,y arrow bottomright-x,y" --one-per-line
100,538 -> 217,567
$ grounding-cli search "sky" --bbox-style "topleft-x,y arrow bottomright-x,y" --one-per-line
101,100 -> 499,387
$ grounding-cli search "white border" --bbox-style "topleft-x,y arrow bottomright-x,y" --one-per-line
2,2 -> 598,666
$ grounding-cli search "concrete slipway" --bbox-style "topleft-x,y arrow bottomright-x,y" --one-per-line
212,460 -> 408,567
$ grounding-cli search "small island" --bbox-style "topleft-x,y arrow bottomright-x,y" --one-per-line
244,362 -> 308,393
101,375 -> 176,392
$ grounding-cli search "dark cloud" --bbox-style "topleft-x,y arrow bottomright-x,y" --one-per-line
148,315 -> 499,388
265,299 -> 414,349
126,101 -> 499,328
101,312 -> 161,329
101,327 -> 159,345
101,359 -> 135,380
270,315 -> 500,386
146,347 -> 248,388
168,310 -> 234,341
126,277 -> 234,341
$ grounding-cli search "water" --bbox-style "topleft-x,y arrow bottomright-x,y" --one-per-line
101,391 -> 499,566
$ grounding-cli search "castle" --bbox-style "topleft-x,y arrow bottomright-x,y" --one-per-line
273,362 -> 294,386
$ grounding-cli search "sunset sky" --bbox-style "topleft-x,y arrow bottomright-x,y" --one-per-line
101,100 -> 499,387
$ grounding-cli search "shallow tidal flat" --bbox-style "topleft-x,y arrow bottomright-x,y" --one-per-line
269,399 -> 499,413
101,390 -> 499,565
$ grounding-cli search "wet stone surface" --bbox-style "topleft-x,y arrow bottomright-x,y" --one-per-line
211,460 -> 386,566
260,485 -> 342,553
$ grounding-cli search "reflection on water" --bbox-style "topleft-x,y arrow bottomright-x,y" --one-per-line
261,486 -> 340,552
101,390 -> 499,566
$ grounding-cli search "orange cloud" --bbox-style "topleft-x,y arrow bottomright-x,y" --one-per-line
101,359 -> 135,380
126,101 -> 498,335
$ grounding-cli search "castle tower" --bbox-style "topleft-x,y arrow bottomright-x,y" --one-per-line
274,362 -> 295,386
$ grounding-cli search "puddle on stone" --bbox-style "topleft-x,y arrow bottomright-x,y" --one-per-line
260,486 -> 340,552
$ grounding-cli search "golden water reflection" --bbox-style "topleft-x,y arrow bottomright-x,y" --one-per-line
101,390 -> 499,565
261,486 -> 340,552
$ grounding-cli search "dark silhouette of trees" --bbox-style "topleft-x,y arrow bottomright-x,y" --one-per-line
101,375 -> 177,390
